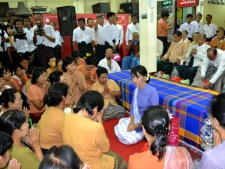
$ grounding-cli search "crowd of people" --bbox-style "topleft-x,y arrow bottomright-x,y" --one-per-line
0,9 -> 224,169
157,11 -> 225,92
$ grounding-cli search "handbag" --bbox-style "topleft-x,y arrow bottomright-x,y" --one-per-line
112,50 -> 121,62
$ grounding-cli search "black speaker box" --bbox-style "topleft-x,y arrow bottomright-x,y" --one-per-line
0,2 -> 9,17
57,6 -> 77,36
120,3 -> 139,14
92,3 -> 110,13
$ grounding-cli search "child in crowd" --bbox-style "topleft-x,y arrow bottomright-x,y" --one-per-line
46,56 -> 57,77
10,65 -> 26,94
56,59 -> 63,72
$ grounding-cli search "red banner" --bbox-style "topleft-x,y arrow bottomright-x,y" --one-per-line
177,0 -> 199,8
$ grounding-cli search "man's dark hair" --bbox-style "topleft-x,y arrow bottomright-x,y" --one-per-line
131,14 -> 138,18
106,12 -> 115,19
96,66 -> 108,78
206,14 -> 212,18
186,14 -> 193,18
78,18 -> 85,23
196,13 -> 202,17
173,31 -> 182,37
20,55 -> 30,63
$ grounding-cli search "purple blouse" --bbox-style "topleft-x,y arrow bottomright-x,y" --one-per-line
130,84 -> 159,118
199,140 -> 225,169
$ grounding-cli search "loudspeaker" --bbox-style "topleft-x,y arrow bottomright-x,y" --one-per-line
57,6 -> 76,36
92,3 -> 110,13
120,3 -> 139,14
0,2 -> 9,17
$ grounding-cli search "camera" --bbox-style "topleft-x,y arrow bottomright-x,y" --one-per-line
36,22 -> 44,36
14,27 -> 26,40
96,14 -> 104,19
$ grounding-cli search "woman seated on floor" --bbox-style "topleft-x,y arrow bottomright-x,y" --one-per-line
0,110 -> 43,169
27,67 -> 48,123
76,55 -> 98,90
37,82 -> 71,154
0,131 -> 20,169
114,65 -> 159,145
128,106 -> 194,169
0,89 -> 23,115
39,145 -> 90,169
199,93 -> 225,168
62,91 -> 127,169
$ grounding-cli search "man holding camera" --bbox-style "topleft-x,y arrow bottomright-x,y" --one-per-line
13,19 -> 36,65
33,13 -> 56,68
98,48 -> 121,74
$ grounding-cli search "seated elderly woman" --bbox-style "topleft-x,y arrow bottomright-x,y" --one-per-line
210,29 -> 225,50
62,91 -> 127,169
0,131 -> 20,169
128,106 -> 194,169
0,110 -> 43,169
199,93 -> 225,168
39,145 -> 90,169
37,83 -> 71,154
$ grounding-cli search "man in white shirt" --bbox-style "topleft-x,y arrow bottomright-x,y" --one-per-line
73,17 -> 95,58
33,13 -> 56,68
202,14 -> 218,42
102,12 -> 118,51
191,13 -> 203,33
50,22 -> 64,59
94,14 -> 105,64
201,48 -> 225,92
98,48 -> 121,74
126,14 -> 139,49
23,17 -> 36,64
176,33 -> 210,84
13,19 -> 36,65
179,14 -> 195,41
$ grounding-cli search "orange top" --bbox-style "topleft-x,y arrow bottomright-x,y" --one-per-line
78,58 -> 86,66
157,18 -> 170,37
37,106 -> 65,149
27,84 -> 46,114
76,64 -> 98,90
128,151 -> 165,169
